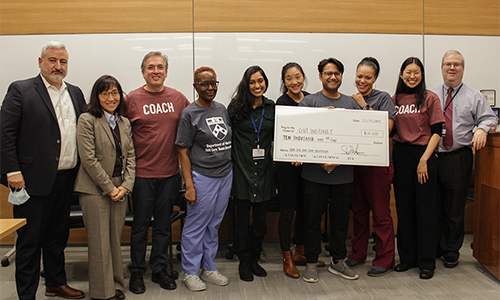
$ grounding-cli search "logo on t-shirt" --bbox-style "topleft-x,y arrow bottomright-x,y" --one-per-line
395,104 -> 420,115
206,117 -> 228,140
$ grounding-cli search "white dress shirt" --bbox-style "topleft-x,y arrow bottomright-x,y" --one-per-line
41,75 -> 78,170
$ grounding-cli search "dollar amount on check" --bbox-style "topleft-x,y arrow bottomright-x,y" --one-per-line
273,106 -> 389,166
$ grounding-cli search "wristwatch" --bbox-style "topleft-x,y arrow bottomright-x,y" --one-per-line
362,104 -> 371,110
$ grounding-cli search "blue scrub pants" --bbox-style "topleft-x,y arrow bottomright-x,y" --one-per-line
181,170 -> 232,275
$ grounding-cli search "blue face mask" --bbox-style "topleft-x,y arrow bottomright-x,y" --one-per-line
8,188 -> 30,205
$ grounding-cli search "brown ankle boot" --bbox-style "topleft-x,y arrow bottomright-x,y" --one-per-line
294,245 -> 307,265
283,251 -> 299,278
294,245 -> 326,267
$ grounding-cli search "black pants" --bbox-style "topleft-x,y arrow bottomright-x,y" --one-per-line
302,179 -> 353,263
275,162 -> 305,251
129,175 -> 180,274
14,170 -> 76,300
436,147 -> 473,260
393,142 -> 437,270
233,198 -> 269,260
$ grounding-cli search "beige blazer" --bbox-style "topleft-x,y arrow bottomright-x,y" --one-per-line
74,112 -> 135,195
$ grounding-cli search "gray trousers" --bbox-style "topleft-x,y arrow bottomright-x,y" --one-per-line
80,176 -> 127,299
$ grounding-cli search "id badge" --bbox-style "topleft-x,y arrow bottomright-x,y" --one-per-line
252,148 -> 265,160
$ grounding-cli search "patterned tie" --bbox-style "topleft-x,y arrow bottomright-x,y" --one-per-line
443,87 -> 454,149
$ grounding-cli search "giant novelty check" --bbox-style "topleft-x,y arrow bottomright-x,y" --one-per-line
274,106 -> 389,166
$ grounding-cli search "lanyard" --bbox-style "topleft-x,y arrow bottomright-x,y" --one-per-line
443,83 -> 463,113
250,105 -> 265,147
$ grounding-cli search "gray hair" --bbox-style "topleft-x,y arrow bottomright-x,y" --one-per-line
41,41 -> 67,58
442,50 -> 465,67
141,51 -> 169,72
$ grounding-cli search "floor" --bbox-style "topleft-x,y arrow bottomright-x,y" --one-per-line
1,233 -> 499,300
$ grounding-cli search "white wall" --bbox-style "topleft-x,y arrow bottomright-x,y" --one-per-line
1,33 -> 498,110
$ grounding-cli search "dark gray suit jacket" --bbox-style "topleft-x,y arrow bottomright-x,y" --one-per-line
0,74 -> 85,196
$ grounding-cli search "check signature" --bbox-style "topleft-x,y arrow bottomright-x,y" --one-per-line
341,144 -> 364,155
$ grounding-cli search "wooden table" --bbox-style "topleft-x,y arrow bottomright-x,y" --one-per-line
0,218 -> 26,240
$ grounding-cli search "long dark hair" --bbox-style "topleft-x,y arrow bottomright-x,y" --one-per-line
280,62 -> 307,94
84,75 -> 125,118
395,57 -> 427,110
230,65 -> 269,120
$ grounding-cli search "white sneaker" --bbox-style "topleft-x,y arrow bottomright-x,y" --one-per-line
183,274 -> 206,292
200,269 -> 229,286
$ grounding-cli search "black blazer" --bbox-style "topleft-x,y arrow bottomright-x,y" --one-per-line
0,75 -> 85,196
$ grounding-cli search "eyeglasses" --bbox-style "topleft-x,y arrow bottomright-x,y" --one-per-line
100,90 -> 120,98
194,81 -> 219,89
322,71 -> 342,78
442,62 -> 463,68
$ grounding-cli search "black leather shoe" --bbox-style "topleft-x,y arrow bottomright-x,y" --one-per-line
443,256 -> 459,268
420,269 -> 434,279
239,259 -> 254,281
152,269 -> 177,290
251,257 -> 267,277
129,272 -> 145,294
394,263 -> 417,272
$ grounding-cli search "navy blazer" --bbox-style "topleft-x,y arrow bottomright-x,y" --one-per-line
0,74 -> 85,196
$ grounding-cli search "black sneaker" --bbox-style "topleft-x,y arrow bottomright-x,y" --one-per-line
129,272 -> 145,294
152,269 -> 177,290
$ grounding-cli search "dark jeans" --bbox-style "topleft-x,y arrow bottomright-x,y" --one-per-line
14,169 -> 76,300
302,179 -> 353,263
275,162 -> 305,251
129,175 -> 181,274
233,198 -> 269,260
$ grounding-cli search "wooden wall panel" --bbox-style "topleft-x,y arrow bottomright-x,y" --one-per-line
1,1 -> 498,36
193,0 -> 423,34
0,0 -> 193,35
424,0 -> 500,36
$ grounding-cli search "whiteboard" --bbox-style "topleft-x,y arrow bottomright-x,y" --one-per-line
0,33 -> 194,102
424,35 -> 500,97
1,33 -> 498,111
0,33 -> 423,105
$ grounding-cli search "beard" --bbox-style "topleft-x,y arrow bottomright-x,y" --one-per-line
41,69 -> 66,83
